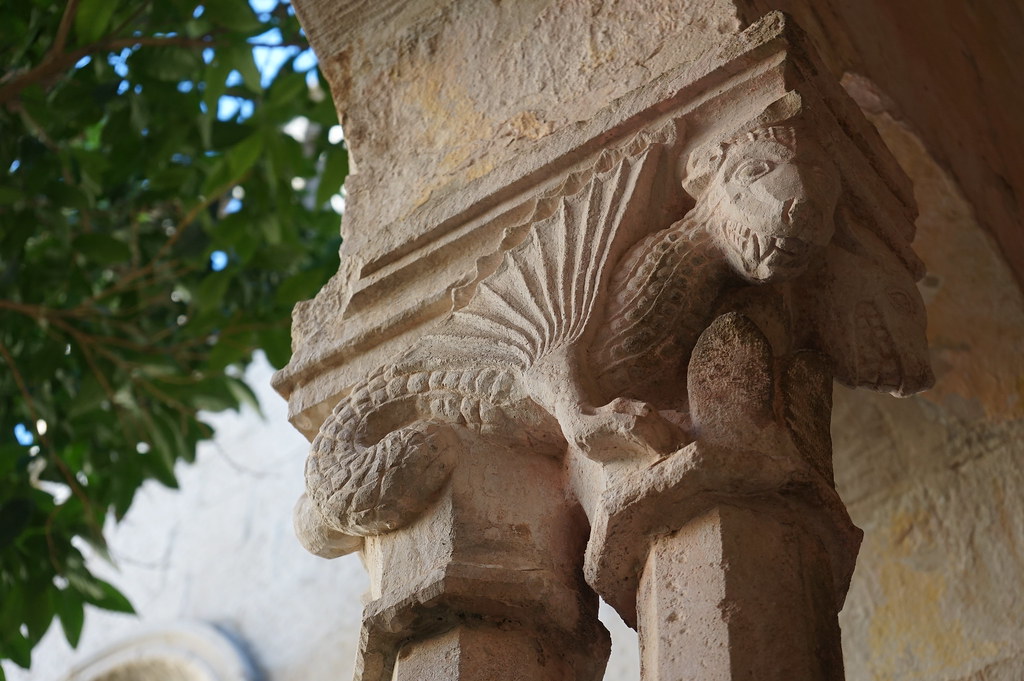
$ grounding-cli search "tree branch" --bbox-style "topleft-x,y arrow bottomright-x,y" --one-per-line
0,30 -> 307,108
50,0 -> 82,58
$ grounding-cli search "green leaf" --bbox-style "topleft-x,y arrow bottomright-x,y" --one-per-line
225,377 -> 262,417
0,498 -> 33,551
185,377 -> 240,412
0,630 -> 31,669
74,0 -> 120,44
257,214 -> 281,245
203,0 -> 264,32
57,589 -> 85,648
194,270 -> 232,312
0,186 -> 23,205
146,411 -> 187,488
224,44 -> 262,93
275,267 -> 327,305
258,327 -> 292,368
73,233 -> 131,265
23,587 -> 54,643
201,134 -> 263,196
66,564 -> 105,602
203,59 -> 232,111
131,47 -> 203,83
82,579 -> 135,614
226,134 -> 264,177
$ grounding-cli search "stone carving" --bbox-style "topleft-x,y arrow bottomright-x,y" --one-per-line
282,9 -> 937,680
588,124 -> 840,424
295,110 -> 930,558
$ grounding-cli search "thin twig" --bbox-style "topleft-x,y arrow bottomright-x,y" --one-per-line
50,0 -> 82,58
0,33 -> 306,107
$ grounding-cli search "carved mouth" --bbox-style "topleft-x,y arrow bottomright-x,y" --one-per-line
727,222 -> 808,274
741,227 -> 802,264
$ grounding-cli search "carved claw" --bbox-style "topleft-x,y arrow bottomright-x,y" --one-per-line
566,398 -> 678,461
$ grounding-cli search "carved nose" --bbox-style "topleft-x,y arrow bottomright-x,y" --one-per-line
780,198 -> 812,232
783,198 -> 798,225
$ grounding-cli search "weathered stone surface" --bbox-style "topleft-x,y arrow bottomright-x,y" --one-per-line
638,505 -> 844,681
350,431 -> 607,681
392,626 -> 577,681
293,0 -> 743,259
283,5 -> 936,681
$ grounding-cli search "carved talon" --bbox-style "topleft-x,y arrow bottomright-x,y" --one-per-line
567,398 -> 677,461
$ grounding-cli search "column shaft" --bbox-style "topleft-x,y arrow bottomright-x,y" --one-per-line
393,626 -> 572,681
638,504 -> 845,681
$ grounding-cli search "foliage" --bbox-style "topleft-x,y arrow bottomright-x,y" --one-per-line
0,0 -> 346,672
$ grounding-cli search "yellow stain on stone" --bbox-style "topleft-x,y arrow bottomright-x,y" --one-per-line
500,110 -> 555,142
865,511 -> 1000,680
395,61 -> 509,213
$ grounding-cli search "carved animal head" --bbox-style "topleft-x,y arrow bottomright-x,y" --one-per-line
685,125 -> 841,284
804,227 -> 935,397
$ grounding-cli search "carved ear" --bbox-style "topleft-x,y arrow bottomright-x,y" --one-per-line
682,143 -> 726,197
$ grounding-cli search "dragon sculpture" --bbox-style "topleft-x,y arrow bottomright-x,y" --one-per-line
294,114 -> 933,558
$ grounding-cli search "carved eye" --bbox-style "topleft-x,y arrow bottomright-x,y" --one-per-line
733,159 -> 775,184
888,290 -> 915,314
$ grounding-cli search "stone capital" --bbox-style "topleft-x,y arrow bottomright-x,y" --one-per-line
280,8 -> 933,681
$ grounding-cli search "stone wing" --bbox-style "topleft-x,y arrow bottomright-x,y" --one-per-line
405,144 -> 667,373
797,222 -> 933,397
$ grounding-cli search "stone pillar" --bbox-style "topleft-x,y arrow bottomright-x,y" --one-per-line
276,5 -> 933,680
638,505 -> 844,680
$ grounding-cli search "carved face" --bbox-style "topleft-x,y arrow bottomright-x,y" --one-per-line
708,130 -> 841,283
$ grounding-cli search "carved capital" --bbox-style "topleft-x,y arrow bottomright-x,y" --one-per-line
288,11 -> 932,681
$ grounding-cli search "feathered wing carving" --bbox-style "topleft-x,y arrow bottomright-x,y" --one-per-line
300,140 -> 672,551
406,143 -> 667,372
795,212 -> 934,397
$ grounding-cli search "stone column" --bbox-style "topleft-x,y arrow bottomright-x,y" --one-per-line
276,5 -> 933,680
638,505 -> 845,680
